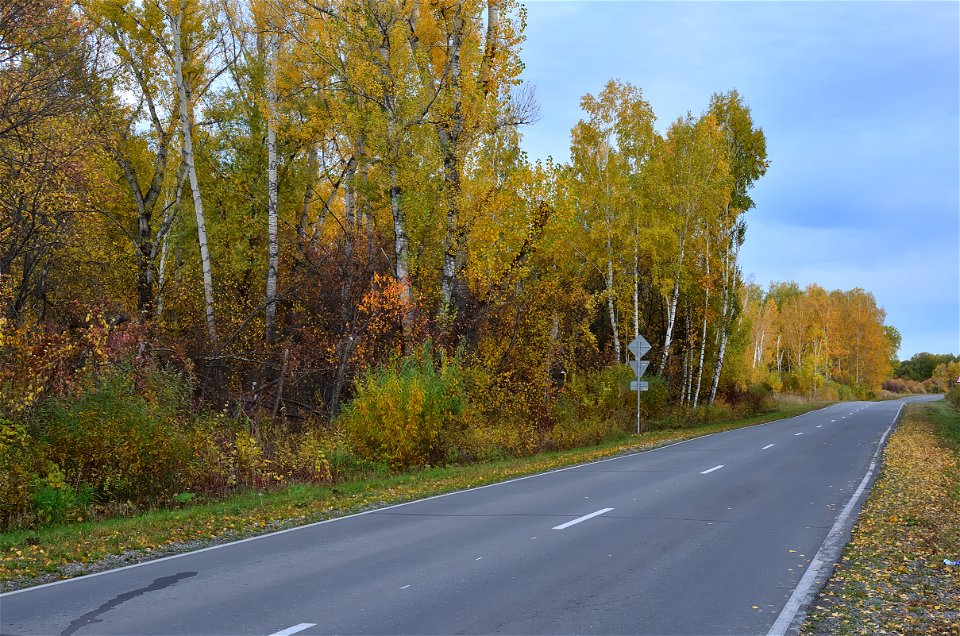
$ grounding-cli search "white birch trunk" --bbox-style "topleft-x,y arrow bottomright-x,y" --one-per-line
754,327 -> 765,368
605,236 -> 621,363
709,331 -> 728,404
171,5 -> 217,347
776,334 -> 782,374
155,171 -> 184,317
708,234 -> 740,405
658,244 -> 683,375
362,160 -> 375,277
680,342 -> 689,404
437,8 -> 463,323
264,33 -> 280,344
633,223 -> 640,340
693,253 -> 709,407
341,154 -> 358,321
390,158 -> 413,347
156,185 -> 172,318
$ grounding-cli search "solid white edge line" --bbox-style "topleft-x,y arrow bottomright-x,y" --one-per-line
767,400 -> 908,636
268,623 -> 316,636
700,465 -> 724,474
1,403 -> 839,598
762,444 -> 775,450
552,507 -> 614,530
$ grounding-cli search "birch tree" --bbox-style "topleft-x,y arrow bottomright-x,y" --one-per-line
651,113 -> 729,377
706,90 -> 767,403
569,84 -> 632,363
168,0 -> 217,346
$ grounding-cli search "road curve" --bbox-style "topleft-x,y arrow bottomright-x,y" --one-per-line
1,396 -> 936,636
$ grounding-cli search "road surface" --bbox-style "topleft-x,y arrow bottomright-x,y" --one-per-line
1,396 -> 934,635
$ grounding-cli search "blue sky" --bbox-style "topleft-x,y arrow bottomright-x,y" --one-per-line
517,1 -> 959,359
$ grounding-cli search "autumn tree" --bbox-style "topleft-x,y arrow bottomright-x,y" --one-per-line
0,0 -> 100,322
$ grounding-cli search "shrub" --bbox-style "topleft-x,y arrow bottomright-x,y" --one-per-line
946,386 -> 960,410
551,365 -> 634,446
639,375 -> 671,423
720,382 -> 777,416
28,365 -> 194,511
30,465 -> 94,525
883,378 -> 908,394
338,344 -> 467,470
0,419 -> 46,527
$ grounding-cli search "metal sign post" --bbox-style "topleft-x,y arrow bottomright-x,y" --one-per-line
628,335 -> 651,434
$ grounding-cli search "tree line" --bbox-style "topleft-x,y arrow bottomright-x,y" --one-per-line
2,0 -> 899,426
1,0 -> 909,528
741,282 -> 899,399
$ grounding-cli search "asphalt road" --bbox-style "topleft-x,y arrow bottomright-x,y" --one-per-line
1,396 -> 935,636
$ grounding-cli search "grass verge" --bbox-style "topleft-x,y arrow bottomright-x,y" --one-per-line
1,401 -> 826,591
802,400 -> 960,635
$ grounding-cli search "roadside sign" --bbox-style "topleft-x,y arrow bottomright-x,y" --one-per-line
627,335 -> 651,359
628,332 -> 651,434
629,360 -> 649,378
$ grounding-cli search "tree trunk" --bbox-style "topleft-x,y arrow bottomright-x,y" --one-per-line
390,158 -> 414,350
329,332 -> 359,419
693,264 -> 709,407
633,223 -> 640,340
682,314 -> 693,404
776,334 -> 782,374
155,171 -> 184,317
605,243 -> 621,363
658,252 -> 683,375
171,5 -> 217,348
437,144 -> 461,324
264,33 -> 280,345
363,160 -> 375,277
709,235 -> 739,405
341,153 -> 358,322
481,0 -> 500,94
297,143 -> 318,242
437,5 -> 464,329
375,24 -> 413,351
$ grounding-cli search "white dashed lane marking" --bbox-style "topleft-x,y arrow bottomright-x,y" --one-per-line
700,465 -> 725,474
552,508 -> 614,530
268,623 -> 316,636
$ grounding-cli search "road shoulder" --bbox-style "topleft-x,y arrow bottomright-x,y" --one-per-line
802,400 -> 960,635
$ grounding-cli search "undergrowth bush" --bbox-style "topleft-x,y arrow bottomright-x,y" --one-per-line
550,365 -> 633,447
31,365 -> 194,509
338,344 -> 467,470
0,418 -> 47,528
1,364 -> 343,530
946,385 -> 960,410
